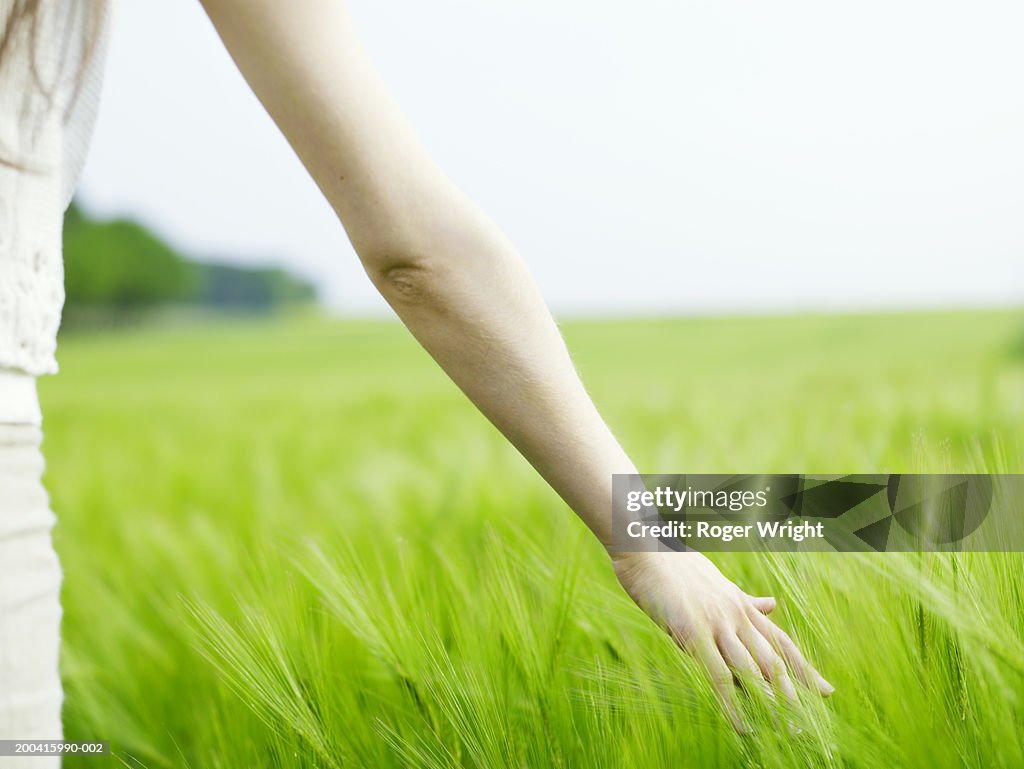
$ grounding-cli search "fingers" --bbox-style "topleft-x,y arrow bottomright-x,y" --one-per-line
717,634 -> 774,702
748,609 -> 835,697
748,595 -> 776,615
738,623 -> 798,706
690,635 -> 749,734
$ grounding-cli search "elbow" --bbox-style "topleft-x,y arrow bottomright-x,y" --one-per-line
360,245 -> 442,307
373,262 -> 437,306
357,217 -> 510,308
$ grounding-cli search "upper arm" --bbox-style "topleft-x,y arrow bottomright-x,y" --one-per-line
197,0 -> 471,271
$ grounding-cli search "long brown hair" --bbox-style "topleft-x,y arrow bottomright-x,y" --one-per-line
0,0 -> 107,168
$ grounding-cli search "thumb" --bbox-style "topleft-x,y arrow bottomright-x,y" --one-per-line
749,596 -> 777,615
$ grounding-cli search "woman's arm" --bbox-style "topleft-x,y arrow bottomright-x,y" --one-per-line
197,0 -> 833,729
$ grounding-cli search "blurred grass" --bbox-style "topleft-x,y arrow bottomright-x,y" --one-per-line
38,309 -> 1024,768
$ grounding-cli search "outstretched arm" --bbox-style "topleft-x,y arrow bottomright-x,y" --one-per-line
197,0 -> 833,729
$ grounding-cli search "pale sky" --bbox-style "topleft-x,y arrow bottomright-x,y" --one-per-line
78,0 -> 1024,316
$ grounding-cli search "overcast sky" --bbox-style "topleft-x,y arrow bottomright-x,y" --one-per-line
78,0 -> 1024,316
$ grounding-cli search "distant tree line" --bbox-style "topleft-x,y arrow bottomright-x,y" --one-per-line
62,203 -> 317,327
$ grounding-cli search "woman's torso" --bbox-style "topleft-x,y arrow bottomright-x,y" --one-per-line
0,368 -> 41,424
0,0 -> 113,424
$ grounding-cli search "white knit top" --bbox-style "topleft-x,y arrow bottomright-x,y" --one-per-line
0,1 -> 112,423
0,1 -> 111,374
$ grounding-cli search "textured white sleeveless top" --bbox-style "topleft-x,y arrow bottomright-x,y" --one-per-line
0,0 -> 113,424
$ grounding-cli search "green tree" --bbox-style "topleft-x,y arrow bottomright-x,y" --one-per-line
63,203 -> 198,310
62,203 -> 317,326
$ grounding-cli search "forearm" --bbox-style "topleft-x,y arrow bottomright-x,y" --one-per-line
372,210 -> 636,549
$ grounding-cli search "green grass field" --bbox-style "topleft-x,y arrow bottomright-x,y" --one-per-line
38,309 -> 1024,768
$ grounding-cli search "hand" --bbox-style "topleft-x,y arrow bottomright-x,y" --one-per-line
612,550 -> 834,732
